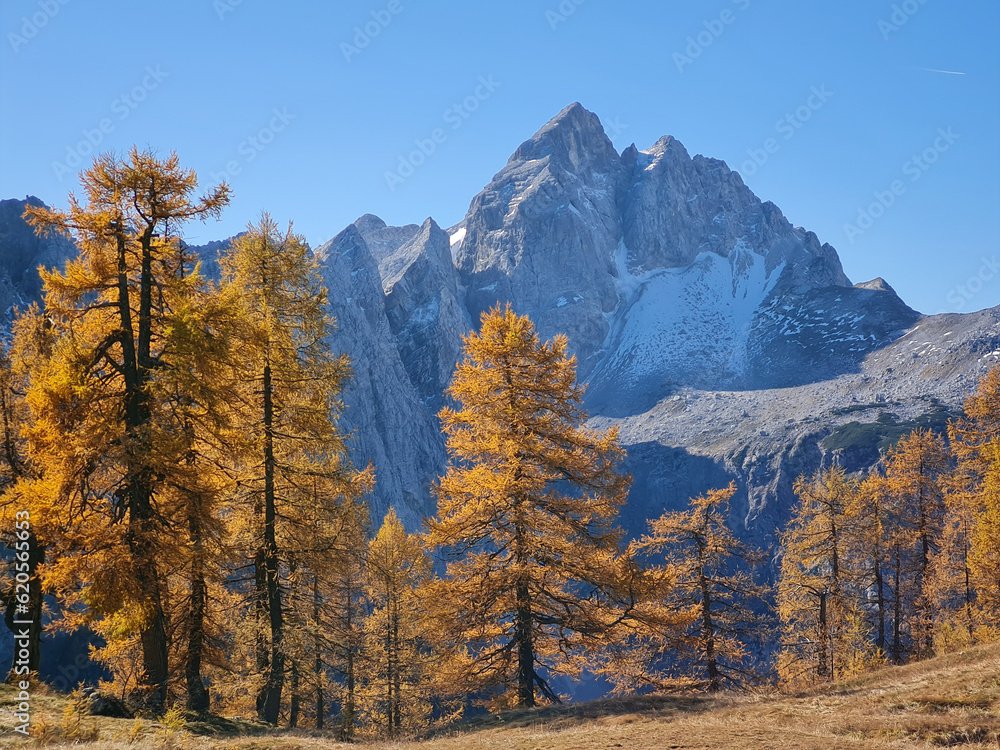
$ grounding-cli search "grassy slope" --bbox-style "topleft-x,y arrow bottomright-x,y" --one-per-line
2,643 -> 999,749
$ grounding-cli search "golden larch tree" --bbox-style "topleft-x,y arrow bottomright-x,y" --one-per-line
0,309 -> 52,681
632,483 -> 771,692
842,473 -> 890,658
359,509 -> 435,737
427,304 -> 632,708
218,214 -> 366,725
777,467 -> 874,684
948,366 -> 1000,639
882,428 -> 950,660
21,150 -> 229,709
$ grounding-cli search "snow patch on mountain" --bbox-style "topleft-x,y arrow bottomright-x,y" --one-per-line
593,238 -> 785,397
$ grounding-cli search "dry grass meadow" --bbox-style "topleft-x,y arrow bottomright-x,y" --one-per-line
2,643 -> 999,749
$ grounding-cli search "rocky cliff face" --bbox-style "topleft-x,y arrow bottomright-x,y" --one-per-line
4,105 -> 998,550
315,224 -> 445,526
0,197 -> 76,320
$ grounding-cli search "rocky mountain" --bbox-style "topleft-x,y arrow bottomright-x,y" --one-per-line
4,104 -> 999,551
0,196 -> 76,320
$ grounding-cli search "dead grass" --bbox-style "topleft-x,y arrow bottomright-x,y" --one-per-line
2,643 -> 999,749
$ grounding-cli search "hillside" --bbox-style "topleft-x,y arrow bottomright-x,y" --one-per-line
3,643 -> 999,749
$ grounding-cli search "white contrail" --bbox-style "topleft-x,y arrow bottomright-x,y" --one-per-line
918,68 -> 966,75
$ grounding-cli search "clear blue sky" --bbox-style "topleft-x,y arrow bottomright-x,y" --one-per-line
2,0 -> 998,314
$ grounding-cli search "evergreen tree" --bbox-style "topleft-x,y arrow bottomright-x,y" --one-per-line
427,305 -> 632,708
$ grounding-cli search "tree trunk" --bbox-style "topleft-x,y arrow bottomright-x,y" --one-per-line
697,539 -> 719,692
515,575 -> 535,707
341,574 -> 356,740
963,530 -> 974,644
185,498 -> 210,713
391,597 -> 401,735
874,560 -> 886,655
4,532 -> 44,683
314,576 -> 324,730
817,591 -> 829,680
117,224 -> 169,712
257,362 -> 284,725
892,550 -> 902,663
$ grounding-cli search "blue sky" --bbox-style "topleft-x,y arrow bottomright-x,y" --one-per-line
2,0 -> 998,314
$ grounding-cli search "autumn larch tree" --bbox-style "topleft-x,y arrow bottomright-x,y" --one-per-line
968,440 -> 1000,631
777,466 -> 871,684
359,508 -> 435,737
219,214 -> 363,725
153,250 -> 243,713
949,367 -> 1000,636
0,309 -> 51,681
842,473 -> 892,658
632,483 -> 771,692
283,476 -> 370,730
22,150 -> 229,709
427,304 -> 632,709
882,428 -> 950,659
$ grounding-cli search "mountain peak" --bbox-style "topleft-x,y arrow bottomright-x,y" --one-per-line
644,134 -> 690,161
855,277 -> 897,294
509,102 -> 618,174
354,213 -> 387,233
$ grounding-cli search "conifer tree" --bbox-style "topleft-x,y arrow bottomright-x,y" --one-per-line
156,256 -> 241,713
0,311 -> 49,680
219,214 -> 365,725
21,150 -> 229,709
842,474 -> 886,657
777,467 -> 866,684
926,472 -> 979,650
969,441 -> 1000,632
359,509 -> 434,737
882,429 -> 950,659
632,484 -> 770,691
949,367 -> 1000,637
325,518 -> 368,738
285,478 -> 370,730
427,305 -> 632,708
